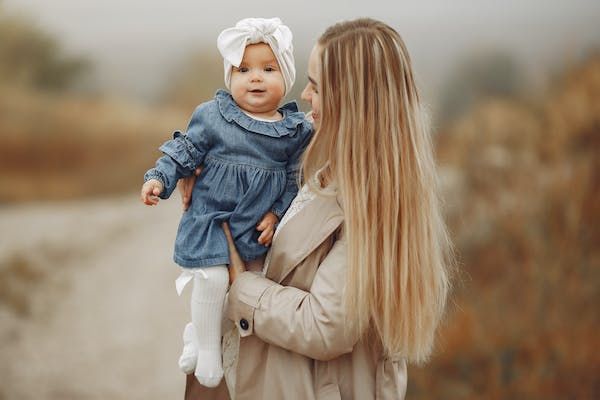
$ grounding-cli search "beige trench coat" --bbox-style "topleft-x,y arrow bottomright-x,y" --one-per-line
211,191 -> 407,399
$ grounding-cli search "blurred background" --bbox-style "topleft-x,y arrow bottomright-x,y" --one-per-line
0,0 -> 598,398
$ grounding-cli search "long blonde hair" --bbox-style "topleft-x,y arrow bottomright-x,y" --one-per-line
302,18 -> 452,363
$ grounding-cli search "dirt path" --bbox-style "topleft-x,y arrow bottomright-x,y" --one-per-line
0,194 -> 192,399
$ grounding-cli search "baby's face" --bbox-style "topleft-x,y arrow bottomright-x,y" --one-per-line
230,43 -> 285,117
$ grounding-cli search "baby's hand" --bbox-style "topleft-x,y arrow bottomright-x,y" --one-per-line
140,179 -> 164,206
256,212 -> 279,246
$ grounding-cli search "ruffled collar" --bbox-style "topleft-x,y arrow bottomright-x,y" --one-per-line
215,89 -> 305,138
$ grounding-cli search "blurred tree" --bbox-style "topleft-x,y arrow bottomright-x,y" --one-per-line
438,50 -> 523,124
159,48 -> 223,112
0,6 -> 90,92
414,54 -> 600,399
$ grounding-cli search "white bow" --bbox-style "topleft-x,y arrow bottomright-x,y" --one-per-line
217,17 -> 295,95
175,268 -> 208,296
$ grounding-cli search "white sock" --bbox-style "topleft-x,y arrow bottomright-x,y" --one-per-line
191,265 -> 228,388
178,322 -> 197,374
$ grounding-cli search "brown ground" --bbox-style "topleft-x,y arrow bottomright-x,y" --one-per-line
0,194 -> 191,399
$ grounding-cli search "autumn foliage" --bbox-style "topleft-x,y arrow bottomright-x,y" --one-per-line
408,55 -> 599,399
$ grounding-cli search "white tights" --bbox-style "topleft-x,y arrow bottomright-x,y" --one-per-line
177,265 -> 228,388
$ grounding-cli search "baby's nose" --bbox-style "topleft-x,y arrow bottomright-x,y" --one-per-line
250,71 -> 263,81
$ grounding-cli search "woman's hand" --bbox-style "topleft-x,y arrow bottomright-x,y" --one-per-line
222,222 -> 246,284
177,167 -> 202,211
256,211 -> 279,246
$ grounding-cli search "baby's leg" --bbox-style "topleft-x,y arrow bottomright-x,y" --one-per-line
191,265 -> 228,387
246,254 -> 266,273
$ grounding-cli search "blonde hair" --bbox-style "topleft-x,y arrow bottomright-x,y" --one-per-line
302,18 -> 452,363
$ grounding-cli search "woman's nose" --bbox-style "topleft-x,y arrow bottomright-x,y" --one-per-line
301,84 -> 311,102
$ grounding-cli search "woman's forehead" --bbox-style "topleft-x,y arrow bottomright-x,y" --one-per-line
308,45 -> 321,73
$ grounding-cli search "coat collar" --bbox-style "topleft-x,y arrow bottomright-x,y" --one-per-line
215,89 -> 305,138
266,190 -> 344,284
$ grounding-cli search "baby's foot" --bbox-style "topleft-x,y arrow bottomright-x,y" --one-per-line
178,322 -> 197,374
194,349 -> 223,387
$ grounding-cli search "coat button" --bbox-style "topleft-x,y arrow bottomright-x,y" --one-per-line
239,318 -> 249,330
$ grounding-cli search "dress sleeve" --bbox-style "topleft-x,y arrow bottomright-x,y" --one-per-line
226,228 -> 360,361
143,105 -> 212,199
270,122 -> 313,218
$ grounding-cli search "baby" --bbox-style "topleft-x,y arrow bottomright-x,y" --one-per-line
140,17 -> 311,387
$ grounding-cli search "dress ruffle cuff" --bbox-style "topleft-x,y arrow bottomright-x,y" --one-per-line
158,131 -> 204,172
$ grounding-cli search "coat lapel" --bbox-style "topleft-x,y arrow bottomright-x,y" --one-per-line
266,193 -> 343,284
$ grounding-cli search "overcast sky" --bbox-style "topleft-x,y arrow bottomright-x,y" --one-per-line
4,0 -> 599,101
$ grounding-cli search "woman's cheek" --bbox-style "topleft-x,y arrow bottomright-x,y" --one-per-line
312,114 -> 320,130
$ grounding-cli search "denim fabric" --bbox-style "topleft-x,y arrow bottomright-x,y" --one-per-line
144,89 -> 313,268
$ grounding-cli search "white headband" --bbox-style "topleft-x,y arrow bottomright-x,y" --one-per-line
217,17 -> 295,96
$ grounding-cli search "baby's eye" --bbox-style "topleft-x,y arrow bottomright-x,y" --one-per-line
264,66 -> 277,72
238,67 -> 249,73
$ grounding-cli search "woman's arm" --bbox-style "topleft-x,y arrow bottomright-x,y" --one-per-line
222,222 -> 247,284
225,227 -> 360,361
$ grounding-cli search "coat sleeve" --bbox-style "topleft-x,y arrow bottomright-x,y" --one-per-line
226,230 -> 360,361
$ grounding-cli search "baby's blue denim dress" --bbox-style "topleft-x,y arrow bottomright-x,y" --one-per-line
144,89 -> 313,268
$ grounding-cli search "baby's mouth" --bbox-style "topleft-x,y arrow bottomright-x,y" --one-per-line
249,89 -> 266,93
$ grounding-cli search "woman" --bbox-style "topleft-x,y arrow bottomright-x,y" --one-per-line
183,18 -> 452,399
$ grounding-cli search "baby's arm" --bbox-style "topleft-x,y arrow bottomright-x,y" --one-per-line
143,105 -> 212,200
270,122 -> 313,218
